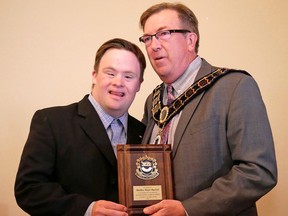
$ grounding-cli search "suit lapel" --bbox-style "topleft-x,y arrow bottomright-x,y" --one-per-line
172,59 -> 217,157
142,113 -> 156,144
127,116 -> 145,144
77,96 -> 117,168
141,84 -> 164,144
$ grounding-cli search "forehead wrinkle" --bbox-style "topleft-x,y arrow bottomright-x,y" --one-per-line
144,10 -> 181,33
102,66 -> 117,71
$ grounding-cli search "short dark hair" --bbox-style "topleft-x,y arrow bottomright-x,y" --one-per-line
139,2 -> 200,53
94,38 -> 146,82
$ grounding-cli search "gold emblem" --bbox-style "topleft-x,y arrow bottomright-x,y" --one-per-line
159,106 -> 169,124
135,155 -> 159,180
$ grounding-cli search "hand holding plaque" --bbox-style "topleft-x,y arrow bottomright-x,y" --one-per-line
117,144 -> 174,216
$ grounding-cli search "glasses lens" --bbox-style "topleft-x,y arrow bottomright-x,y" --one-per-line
157,30 -> 171,40
140,36 -> 150,44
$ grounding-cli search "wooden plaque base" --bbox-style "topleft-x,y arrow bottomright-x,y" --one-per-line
117,144 -> 173,216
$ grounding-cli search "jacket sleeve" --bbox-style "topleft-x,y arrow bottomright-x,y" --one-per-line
14,110 -> 93,216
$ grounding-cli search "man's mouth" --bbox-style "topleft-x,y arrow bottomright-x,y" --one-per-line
109,91 -> 125,97
155,56 -> 164,61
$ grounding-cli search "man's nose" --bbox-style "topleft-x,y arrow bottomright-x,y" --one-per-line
113,74 -> 124,85
150,36 -> 161,51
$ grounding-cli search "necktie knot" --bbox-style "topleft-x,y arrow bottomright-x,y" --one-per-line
110,119 -> 122,143
167,84 -> 174,106
167,84 -> 173,93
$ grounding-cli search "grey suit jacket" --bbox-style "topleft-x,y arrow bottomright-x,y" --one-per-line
142,59 -> 277,216
15,95 -> 145,216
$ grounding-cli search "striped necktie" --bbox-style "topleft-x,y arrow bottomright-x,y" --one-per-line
161,84 -> 175,144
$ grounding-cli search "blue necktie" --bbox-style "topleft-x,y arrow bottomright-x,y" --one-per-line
110,119 -> 124,156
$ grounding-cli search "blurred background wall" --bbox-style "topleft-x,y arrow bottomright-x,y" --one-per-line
1,0 -> 287,215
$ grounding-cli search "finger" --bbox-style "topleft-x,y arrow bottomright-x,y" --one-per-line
101,208 -> 128,216
96,200 -> 127,211
143,202 -> 161,215
93,200 -> 127,215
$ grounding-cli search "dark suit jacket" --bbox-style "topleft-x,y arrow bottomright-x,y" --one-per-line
142,59 -> 277,216
15,95 -> 145,216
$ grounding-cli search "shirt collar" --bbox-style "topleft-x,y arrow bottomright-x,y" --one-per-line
164,56 -> 202,99
88,94 -> 128,133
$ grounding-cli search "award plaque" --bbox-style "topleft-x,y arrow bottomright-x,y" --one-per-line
117,144 -> 173,216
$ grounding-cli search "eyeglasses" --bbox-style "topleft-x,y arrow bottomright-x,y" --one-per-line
139,29 -> 191,46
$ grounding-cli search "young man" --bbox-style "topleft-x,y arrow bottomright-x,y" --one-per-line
15,38 -> 146,216
139,3 -> 277,216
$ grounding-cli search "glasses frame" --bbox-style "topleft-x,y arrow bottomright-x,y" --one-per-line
139,29 -> 191,45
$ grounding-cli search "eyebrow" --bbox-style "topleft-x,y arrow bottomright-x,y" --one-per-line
103,67 -> 138,75
102,66 -> 116,71
144,26 -> 169,35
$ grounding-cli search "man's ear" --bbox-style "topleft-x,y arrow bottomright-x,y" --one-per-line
137,78 -> 143,92
92,70 -> 97,84
187,32 -> 198,52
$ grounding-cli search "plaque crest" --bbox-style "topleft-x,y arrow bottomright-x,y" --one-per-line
135,155 -> 159,180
